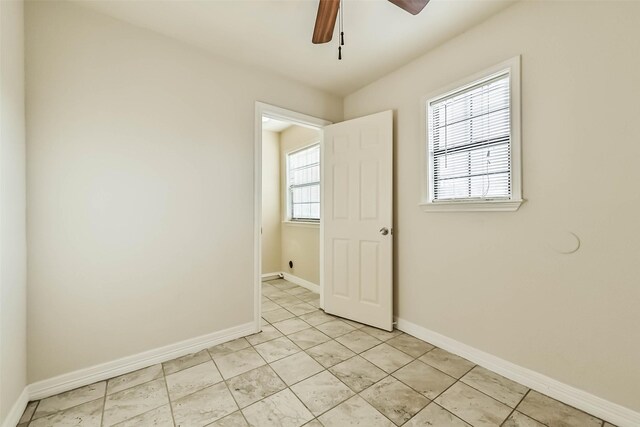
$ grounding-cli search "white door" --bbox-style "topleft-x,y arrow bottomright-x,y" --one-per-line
322,110 -> 393,331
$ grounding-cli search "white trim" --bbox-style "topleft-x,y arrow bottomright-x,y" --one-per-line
318,128 -> 325,311
420,56 -> 523,212
282,220 -> 320,228
395,317 -> 640,427
282,273 -> 319,294
261,271 -> 319,294
420,199 -> 523,212
261,272 -> 283,281
27,322 -> 255,401
1,387 -> 29,427
254,102 -> 330,330
283,140 -> 321,155
257,103 -> 331,129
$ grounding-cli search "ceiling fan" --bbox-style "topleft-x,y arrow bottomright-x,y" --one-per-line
312,0 -> 430,44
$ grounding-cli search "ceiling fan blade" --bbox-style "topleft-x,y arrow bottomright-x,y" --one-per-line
388,0 -> 430,15
312,0 -> 340,44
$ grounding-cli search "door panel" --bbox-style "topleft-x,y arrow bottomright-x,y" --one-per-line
322,110 -> 393,331
332,164 -> 349,219
332,239 -> 350,298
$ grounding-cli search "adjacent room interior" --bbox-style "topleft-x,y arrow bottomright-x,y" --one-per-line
261,117 -> 321,291
1,0 -> 639,426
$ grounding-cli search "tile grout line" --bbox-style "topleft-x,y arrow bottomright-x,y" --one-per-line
24,400 -> 40,425
378,341 -> 558,426
30,383 -> 117,425
298,317 -> 517,425
281,296 -> 554,426
160,363 -> 178,427
260,287 -> 420,426
108,351 -> 227,425
160,330 -> 498,427
155,343 -> 252,425
99,381 -> 108,427
264,286 -> 466,425
239,329 -> 322,424
353,373 -> 429,426
242,336 -> 381,425
498,389 -> 535,427
401,358 -> 523,426
245,294 -> 401,425
211,356 -> 246,425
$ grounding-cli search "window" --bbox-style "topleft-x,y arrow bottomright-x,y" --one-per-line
287,144 -> 320,221
422,57 -> 522,211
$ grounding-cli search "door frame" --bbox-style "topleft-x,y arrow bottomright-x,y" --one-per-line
253,102 -> 331,333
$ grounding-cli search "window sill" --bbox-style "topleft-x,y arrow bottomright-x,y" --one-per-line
420,199 -> 524,212
282,220 -> 320,228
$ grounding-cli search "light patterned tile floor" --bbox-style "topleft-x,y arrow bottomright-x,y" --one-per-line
18,279 -> 616,427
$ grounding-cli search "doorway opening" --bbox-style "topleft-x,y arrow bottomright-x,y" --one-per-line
254,102 -> 331,332
255,104 -> 394,333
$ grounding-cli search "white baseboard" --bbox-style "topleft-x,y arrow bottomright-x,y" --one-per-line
395,317 -> 640,427
262,271 -> 319,294
27,322 -> 256,401
282,272 -> 319,294
1,387 -> 28,427
261,272 -> 283,281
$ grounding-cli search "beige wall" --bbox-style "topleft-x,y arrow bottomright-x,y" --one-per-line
261,130 -> 281,274
280,125 -> 321,285
344,0 -> 640,413
0,0 -> 28,422
25,1 -> 342,383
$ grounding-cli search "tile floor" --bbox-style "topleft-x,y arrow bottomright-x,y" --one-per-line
17,279 -> 616,427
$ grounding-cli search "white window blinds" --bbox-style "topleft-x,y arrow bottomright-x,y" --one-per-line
288,144 -> 320,221
428,72 -> 512,202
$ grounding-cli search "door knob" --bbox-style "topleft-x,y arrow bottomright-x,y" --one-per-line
380,227 -> 389,236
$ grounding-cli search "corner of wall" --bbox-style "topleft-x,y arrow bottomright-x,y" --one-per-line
0,0 -> 28,425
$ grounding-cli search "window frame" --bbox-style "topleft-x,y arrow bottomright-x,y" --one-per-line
285,142 -> 321,223
420,56 -> 523,212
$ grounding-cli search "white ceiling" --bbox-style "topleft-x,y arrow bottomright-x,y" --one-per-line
262,118 -> 293,132
74,0 -> 517,96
